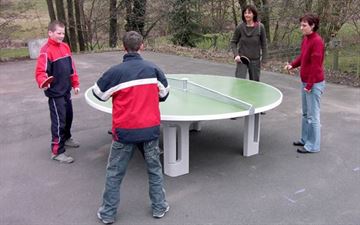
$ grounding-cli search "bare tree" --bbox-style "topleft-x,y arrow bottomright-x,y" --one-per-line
208,0 -> 231,32
74,0 -> 86,51
231,0 -> 239,26
67,0 -> 78,51
54,0 -> 70,44
46,0 -> 57,21
0,1 -> 35,47
316,0 -> 358,43
305,0 -> 313,11
109,0 -> 118,48
271,0 -> 298,46
125,0 -> 147,35
238,0 -> 247,10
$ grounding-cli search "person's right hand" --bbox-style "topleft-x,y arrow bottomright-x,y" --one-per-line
284,63 -> 294,75
284,63 -> 293,71
234,55 -> 241,63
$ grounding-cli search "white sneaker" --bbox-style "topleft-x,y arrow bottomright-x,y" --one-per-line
65,138 -> 80,148
51,153 -> 74,163
153,205 -> 170,218
97,211 -> 114,224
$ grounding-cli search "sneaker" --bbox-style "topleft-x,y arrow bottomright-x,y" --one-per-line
65,138 -> 80,148
51,153 -> 74,163
153,205 -> 170,219
97,211 -> 114,224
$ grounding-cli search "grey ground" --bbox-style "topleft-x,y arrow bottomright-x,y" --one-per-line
0,51 -> 359,225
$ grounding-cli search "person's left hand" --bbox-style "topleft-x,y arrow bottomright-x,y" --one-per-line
304,87 -> 311,93
74,87 -> 80,95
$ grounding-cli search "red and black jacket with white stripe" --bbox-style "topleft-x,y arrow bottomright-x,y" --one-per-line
92,53 -> 169,143
35,38 -> 80,97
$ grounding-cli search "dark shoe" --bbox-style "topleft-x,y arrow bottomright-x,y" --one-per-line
293,141 -> 305,146
297,148 -> 310,154
260,112 -> 266,115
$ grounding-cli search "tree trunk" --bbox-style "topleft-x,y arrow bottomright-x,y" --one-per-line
252,0 -> 270,43
67,0 -> 78,51
74,0 -> 86,51
46,0 -> 57,21
272,21 -> 279,43
84,0 -> 96,49
231,0 -> 238,26
305,0 -> 313,11
132,0 -> 147,35
316,0 -> 351,43
262,0 -> 271,43
125,0 -> 133,31
238,0 -> 247,11
54,0 -> 70,44
109,0 -> 118,48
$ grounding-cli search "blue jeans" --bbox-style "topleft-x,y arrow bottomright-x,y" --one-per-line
300,81 -> 325,152
98,139 -> 168,221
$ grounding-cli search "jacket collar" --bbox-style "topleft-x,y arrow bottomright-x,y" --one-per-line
48,38 -> 61,46
123,52 -> 142,62
306,32 -> 317,39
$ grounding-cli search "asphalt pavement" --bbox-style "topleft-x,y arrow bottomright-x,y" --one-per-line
0,51 -> 359,225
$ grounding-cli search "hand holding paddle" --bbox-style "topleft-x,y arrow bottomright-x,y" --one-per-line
40,76 -> 54,89
234,55 -> 250,65
239,56 -> 250,65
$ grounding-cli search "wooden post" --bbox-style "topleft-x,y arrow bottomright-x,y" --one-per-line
333,49 -> 339,71
357,55 -> 359,78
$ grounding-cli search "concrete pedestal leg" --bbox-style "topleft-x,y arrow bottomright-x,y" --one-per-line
243,114 -> 260,156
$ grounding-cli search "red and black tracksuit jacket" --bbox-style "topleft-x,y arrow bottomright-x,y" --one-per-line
93,53 -> 169,143
35,38 -> 80,155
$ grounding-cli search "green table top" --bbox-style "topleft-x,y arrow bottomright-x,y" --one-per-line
85,74 -> 283,121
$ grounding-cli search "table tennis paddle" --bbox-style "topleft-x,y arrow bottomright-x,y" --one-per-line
240,56 -> 250,65
40,76 -> 54,88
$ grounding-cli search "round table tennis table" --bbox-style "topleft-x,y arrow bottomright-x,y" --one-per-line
85,74 -> 283,177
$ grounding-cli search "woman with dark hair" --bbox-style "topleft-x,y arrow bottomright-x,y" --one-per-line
230,5 -> 267,81
284,13 -> 325,154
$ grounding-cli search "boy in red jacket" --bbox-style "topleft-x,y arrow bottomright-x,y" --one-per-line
35,20 -> 80,163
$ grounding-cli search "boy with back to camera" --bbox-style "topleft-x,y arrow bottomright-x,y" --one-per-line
35,20 -> 80,163
93,31 -> 170,224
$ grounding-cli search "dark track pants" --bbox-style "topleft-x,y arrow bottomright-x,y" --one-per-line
48,92 -> 73,155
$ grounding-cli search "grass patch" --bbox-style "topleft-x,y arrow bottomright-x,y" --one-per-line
0,48 -> 29,61
196,33 -> 232,50
325,45 -> 360,74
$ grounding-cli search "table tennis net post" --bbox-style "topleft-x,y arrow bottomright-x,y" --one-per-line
168,77 -> 254,113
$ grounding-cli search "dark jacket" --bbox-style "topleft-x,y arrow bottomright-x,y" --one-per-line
230,22 -> 267,62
